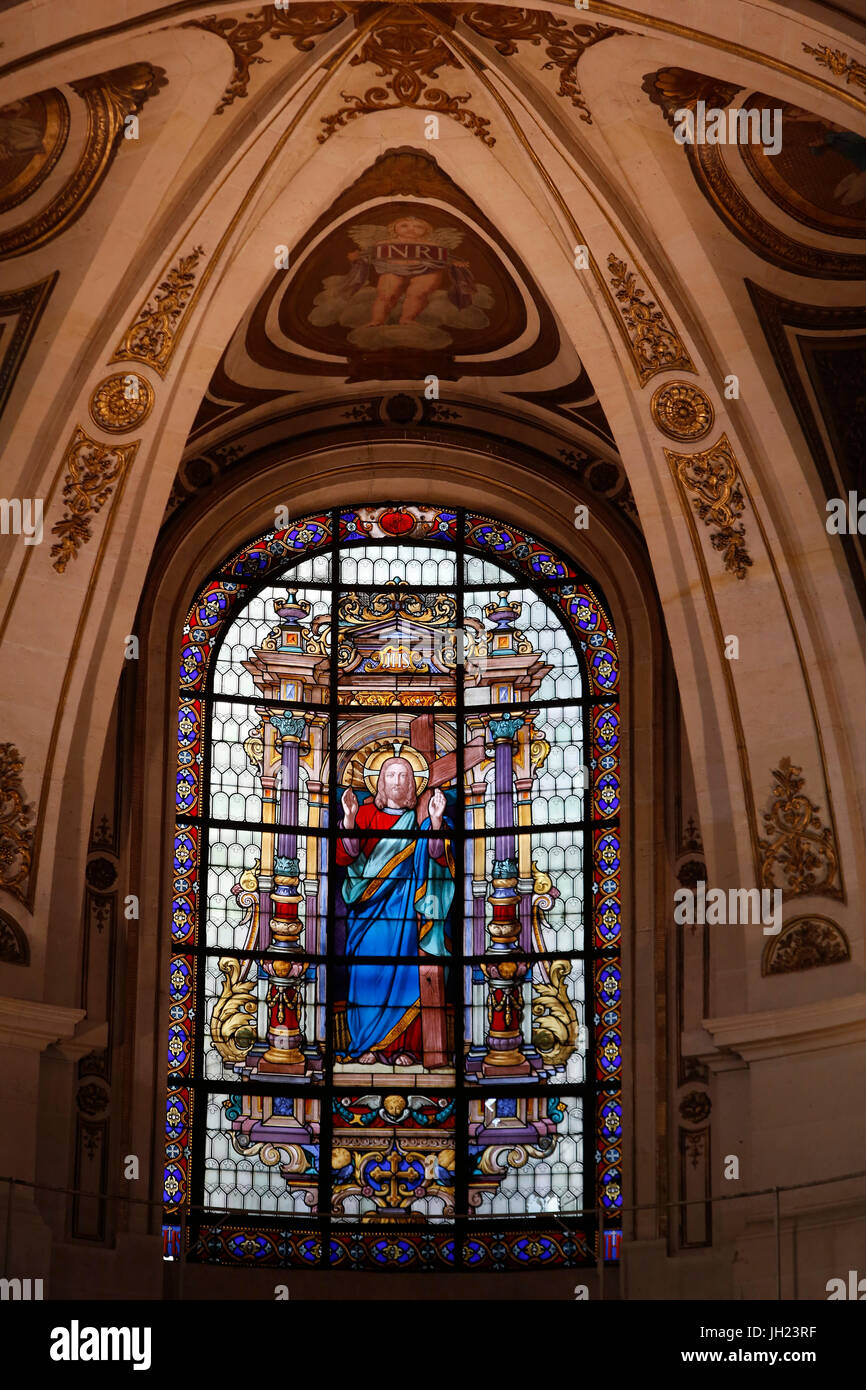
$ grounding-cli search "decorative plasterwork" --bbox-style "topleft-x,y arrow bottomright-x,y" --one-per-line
679,1090 -> 711,1124
89,372 -> 155,433
111,245 -> 205,376
459,7 -> 626,123
0,273 -> 58,422
651,381 -> 714,441
319,7 -> 494,145
185,4 -> 346,113
802,43 -> 866,94
0,745 -> 33,906
0,996 -> 86,1052
0,908 -> 29,966
606,254 -> 695,386
762,915 -> 850,976
50,427 -> 140,573
703,994 -> 866,1062
664,434 -> 753,580
642,67 -> 866,279
758,756 -> 841,898
0,65 -> 167,260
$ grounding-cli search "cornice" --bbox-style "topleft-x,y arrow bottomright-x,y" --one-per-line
0,996 -> 86,1052
702,993 -> 866,1062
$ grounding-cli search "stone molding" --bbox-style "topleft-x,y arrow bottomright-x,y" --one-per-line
702,994 -> 866,1062
0,997 -> 85,1052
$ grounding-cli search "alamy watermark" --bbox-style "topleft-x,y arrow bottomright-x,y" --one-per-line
0,497 -> 42,545
674,880 -> 782,935
674,102 -> 782,157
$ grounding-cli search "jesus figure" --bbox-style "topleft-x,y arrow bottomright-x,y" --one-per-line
336,757 -> 453,1068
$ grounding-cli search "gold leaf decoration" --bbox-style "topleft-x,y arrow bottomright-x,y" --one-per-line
665,434 -> 753,580
0,64 -> 167,260
89,372 -> 154,433
802,43 -> 866,93
111,245 -> 205,375
186,4 -> 347,114
607,252 -> 695,385
460,6 -> 625,123
762,914 -> 849,975
758,757 -> 841,898
50,426 -> 139,572
650,380 -> 714,441
319,6 -> 494,146
211,957 -> 258,1062
0,744 -> 34,906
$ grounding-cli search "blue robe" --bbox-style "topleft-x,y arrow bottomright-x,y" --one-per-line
341,810 -> 453,1056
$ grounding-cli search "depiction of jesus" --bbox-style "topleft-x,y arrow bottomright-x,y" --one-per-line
337,757 -> 454,1068
345,215 -> 472,328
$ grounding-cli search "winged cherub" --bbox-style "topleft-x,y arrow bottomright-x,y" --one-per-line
339,216 -> 474,326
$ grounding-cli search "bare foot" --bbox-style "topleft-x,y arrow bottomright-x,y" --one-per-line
357,1051 -> 377,1064
394,1052 -> 416,1066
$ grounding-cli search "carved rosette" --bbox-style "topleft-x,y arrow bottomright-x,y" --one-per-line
651,381 -> 714,441
112,245 -> 205,375
606,253 -> 695,385
665,434 -> 753,580
319,7 -> 494,146
89,372 -> 154,433
763,915 -> 850,976
0,744 -> 34,905
50,426 -> 140,572
758,757 -> 841,898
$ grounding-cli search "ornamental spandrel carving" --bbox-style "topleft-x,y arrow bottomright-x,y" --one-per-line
89,372 -> 155,433
112,245 -> 205,375
459,7 -> 625,123
758,757 -> 841,898
0,64 -> 167,261
665,434 -> 753,580
50,426 -> 140,573
606,253 -> 695,385
319,7 -> 494,146
762,915 -> 850,976
186,5 -> 346,114
0,744 -> 34,906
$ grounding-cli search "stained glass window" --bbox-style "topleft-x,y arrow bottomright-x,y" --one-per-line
165,504 -> 622,1271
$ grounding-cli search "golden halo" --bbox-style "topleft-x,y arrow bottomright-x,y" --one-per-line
362,744 -> 429,796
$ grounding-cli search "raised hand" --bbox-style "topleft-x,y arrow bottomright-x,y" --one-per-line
428,787 -> 446,829
341,787 -> 358,828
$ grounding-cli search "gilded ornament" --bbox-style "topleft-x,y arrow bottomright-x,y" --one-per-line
802,43 -> 866,94
758,757 -> 841,898
531,960 -> 578,1067
460,8 -> 626,124
0,65 -> 167,261
112,245 -> 205,375
0,744 -> 34,906
319,8 -> 494,146
665,433 -> 753,580
651,381 -> 714,441
762,915 -> 850,975
50,426 -> 139,573
607,253 -> 696,386
186,5 -> 346,114
89,372 -> 154,433
211,957 -> 258,1062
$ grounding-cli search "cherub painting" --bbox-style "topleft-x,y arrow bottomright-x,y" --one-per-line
308,214 -> 494,350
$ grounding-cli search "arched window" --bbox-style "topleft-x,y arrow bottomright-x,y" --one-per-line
164,504 -> 622,1271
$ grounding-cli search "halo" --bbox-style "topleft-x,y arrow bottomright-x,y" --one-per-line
362,743 -> 429,796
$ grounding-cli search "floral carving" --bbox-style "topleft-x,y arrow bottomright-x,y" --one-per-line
665,434 -> 753,580
607,253 -> 695,385
0,908 -> 29,965
319,7 -> 494,146
758,758 -> 840,898
112,246 -> 205,375
89,372 -> 154,433
0,744 -> 34,905
50,427 -> 139,572
186,5 -> 346,114
651,381 -> 714,442
460,7 -> 625,123
763,915 -> 850,975
802,44 -> 866,94
679,1091 -> 711,1125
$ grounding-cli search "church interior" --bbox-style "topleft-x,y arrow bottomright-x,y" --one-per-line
0,0 -> 864,1306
